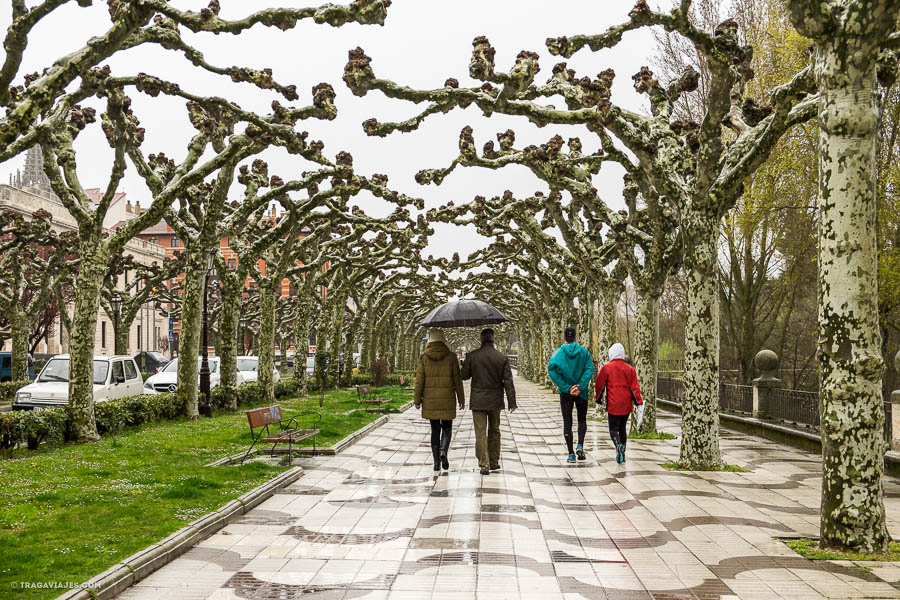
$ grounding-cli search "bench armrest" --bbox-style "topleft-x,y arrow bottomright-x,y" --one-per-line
281,410 -> 322,431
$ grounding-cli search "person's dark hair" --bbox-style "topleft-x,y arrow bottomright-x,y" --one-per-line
481,328 -> 495,344
564,326 -> 576,342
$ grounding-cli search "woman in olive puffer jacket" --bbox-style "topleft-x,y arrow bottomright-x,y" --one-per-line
414,329 -> 465,471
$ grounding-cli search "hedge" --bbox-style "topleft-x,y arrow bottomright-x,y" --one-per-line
0,380 -> 31,403
0,379 -> 303,452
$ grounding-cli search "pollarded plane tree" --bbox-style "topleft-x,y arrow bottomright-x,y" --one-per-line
608,174 -> 682,433
785,0 -> 900,553
417,126 -> 680,423
464,233 -> 582,391
0,209 -> 76,380
435,190 -> 608,392
251,187 -> 423,400
5,0 -> 392,441
417,128 -> 634,363
318,221 -> 427,387
344,1 -> 819,469
99,252 -> 185,355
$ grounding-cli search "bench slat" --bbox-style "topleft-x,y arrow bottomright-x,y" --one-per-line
260,428 -> 319,444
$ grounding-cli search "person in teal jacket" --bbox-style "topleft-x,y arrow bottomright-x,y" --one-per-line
548,326 -> 594,463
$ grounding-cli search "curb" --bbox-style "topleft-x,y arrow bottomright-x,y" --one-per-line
56,467 -> 304,600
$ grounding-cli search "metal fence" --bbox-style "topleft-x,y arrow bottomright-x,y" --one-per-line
657,375 -> 895,442
720,383 -> 753,414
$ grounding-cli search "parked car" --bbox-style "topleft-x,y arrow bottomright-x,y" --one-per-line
0,351 -> 35,382
306,356 -> 315,377
133,351 -> 169,373
143,357 -> 242,394
13,355 -> 143,410
236,356 -> 280,384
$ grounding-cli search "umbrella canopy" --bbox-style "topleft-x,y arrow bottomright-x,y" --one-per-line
420,299 -> 509,328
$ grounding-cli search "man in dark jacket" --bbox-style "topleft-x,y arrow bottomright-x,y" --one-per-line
460,328 -> 516,475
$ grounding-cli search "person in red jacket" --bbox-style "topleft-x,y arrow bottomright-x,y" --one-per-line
595,343 -> 644,464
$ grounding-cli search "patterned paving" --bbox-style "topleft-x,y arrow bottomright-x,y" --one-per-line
116,376 -> 900,599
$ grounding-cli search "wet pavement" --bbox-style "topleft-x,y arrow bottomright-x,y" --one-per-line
116,376 -> 900,599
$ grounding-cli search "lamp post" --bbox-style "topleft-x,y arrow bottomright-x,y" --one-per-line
239,316 -> 247,355
110,293 -> 122,355
199,249 -> 217,418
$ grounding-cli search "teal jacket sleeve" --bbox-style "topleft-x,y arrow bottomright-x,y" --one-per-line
547,348 -> 568,392
578,347 -> 593,393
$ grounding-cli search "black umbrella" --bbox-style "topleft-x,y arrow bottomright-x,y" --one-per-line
420,299 -> 509,328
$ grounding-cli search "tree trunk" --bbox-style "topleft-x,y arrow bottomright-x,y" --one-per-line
632,291 -> 659,434
67,244 -> 106,442
598,284 -> 619,354
679,213 -> 722,469
114,319 -> 128,356
176,257 -> 205,419
293,293 -> 311,394
314,299 -> 331,387
258,283 -> 277,404
814,34 -> 889,553
218,285 -> 240,410
328,294 -> 345,386
10,310 -> 29,381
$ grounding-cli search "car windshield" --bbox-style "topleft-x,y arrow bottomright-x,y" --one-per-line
39,359 -> 109,385
161,358 -> 219,374
237,358 -> 258,372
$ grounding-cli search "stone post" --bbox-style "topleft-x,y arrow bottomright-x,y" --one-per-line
891,352 -> 900,452
752,349 -> 781,419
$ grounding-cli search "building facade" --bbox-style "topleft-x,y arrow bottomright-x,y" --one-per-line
1,148 -> 168,358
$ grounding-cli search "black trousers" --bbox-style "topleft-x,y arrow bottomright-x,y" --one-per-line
560,393 -> 588,454
608,414 -> 628,449
429,419 -> 452,464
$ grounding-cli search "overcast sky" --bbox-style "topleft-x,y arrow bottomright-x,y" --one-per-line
3,0 -> 664,262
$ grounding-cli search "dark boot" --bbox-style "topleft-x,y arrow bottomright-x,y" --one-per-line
431,442 -> 441,472
440,422 -> 452,470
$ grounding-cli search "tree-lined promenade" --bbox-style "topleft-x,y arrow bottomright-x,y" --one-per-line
0,0 -> 898,561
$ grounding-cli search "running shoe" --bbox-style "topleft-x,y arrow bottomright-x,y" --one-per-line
616,443 -> 625,464
576,445 -> 586,461
567,454 -> 576,463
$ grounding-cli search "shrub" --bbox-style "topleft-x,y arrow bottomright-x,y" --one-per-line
0,380 -> 32,403
140,371 -> 156,381
274,379 -> 297,398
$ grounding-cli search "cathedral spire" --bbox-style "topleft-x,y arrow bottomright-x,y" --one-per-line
22,146 -> 50,188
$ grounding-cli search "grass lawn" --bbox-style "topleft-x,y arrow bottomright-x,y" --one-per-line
0,385 -> 411,598
661,460 -> 751,472
629,430 -> 677,440
782,537 -> 900,562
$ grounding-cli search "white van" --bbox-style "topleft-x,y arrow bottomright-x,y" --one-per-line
13,355 -> 144,410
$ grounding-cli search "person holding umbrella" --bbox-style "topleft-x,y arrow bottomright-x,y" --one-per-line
461,328 -> 517,475
595,343 -> 644,464
547,326 -> 594,463
419,299 -> 514,475
414,328 -> 465,472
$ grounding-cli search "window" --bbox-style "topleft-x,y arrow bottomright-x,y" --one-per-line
137,325 -> 141,349
112,360 -> 124,382
171,238 -> 180,248
124,360 -> 138,380
227,258 -> 236,271
101,322 -> 106,348
155,327 -> 159,350
124,269 -> 128,285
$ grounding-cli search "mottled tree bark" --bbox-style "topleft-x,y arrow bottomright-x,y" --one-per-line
679,214 -> 722,469
218,284 -> 240,410
293,291 -> 312,395
632,292 -> 659,433
10,311 -> 29,382
258,282 -> 277,404
176,257 -> 205,419
787,0 -> 898,552
328,293 -> 346,386
67,243 -> 106,442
